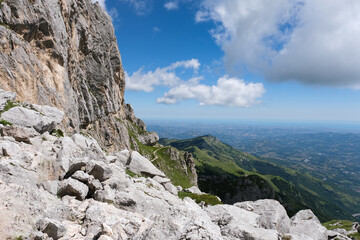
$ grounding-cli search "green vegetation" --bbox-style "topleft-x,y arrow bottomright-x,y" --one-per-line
349,232 -> 360,240
127,122 -> 195,188
178,191 -> 222,206
0,119 -> 12,126
323,220 -> 360,240
0,101 -> 19,115
51,129 -> 64,138
322,220 -> 354,231
126,169 -> 139,178
160,135 -> 356,222
14,236 -> 23,240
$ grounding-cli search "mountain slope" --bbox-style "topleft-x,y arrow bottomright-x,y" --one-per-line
160,135 -> 356,222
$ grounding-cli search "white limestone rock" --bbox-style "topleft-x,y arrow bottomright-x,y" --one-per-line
1,106 -> 63,134
164,182 -> 178,195
0,125 -> 39,144
36,218 -> 66,240
184,186 -> 202,194
128,151 -> 166,177
289,209 -> 328,240
57,178 -> 89,201
235,199 -> 291,234
0,89 -> 16,111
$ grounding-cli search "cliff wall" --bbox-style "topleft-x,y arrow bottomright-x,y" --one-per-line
0,0 -> 132,151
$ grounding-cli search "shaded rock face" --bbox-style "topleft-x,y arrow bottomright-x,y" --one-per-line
198,172 -> 276,204
0,0 -> 132,151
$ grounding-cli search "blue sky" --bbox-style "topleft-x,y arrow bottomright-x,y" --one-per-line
95,0 -> 360,123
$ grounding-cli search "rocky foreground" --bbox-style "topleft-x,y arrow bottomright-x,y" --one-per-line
0,89 -> 352,240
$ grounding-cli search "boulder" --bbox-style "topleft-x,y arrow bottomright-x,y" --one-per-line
164,182 -> 178,195
153,176 -> 171,184
289,209 -> 328,240
0,89 -> 16,111
88,177 -> 103,191
184,186 -> 202,195
94,185 -> 115,203
63,160 -> 87,179
31,104 -> 64,124
36,218 -> 66,240
57,178 -> 89,200
42,180 -> 59,195
127,151 -> 166,177
206,204 -> 279,240
115,149 -> 131,166
1,106 -> 63,134
235,199 -> 290,234
72,170 -> 90,183
0,125 -> 39,143
87,161 -> 113,182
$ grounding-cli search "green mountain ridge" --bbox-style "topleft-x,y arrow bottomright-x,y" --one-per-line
159,135 -> 357,222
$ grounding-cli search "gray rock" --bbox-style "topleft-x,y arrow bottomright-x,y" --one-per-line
289,209 -> 328,240
72,170 -> 90,183
31,104 -> 64,124
94,185 -> 115,204
164,182 -> 178,195
42,180 -> 59,195
57,178 -> 89,200
98,235 -> 114,240
1,107 -> 60,134
358,225 -> 360,233
137,131 -> 159,146
88,177 -> 103,194
127,151 -> 166,178
184,186 -> 202,195
87,161 -> 113,182
0,0 -> 135,152
63,160 -> 87,179
0,89 -> 16,111
114,194 -> 136,210
0,125 -> 39,143
36,218 -> 66,240
153,176 -> 171,184
235,199 -> 290,234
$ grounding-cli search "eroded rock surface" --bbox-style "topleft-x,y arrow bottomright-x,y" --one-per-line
0,0 -> 140,151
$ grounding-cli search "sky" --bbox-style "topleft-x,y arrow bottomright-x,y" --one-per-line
93,0 -> 360,123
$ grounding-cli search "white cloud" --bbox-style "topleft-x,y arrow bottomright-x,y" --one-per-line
164,1 -> 179,10
153,27 -> 161,32
157,76 -> 265,107
121,0 -> 152,15
197,0 -> 360,89
92,0 -> 106,9
126,59 -> 201,92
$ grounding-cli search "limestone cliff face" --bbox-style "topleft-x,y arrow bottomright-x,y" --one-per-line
0,0 -> 132,151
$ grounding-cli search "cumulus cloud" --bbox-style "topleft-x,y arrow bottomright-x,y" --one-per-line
92,0 -> 106,9
126,59 -> 201,92
157,76 -> 265,107
197,0 -> 360,89
164,1 -> 179,10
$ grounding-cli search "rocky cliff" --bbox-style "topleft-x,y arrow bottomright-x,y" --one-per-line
0,0 -> 135,151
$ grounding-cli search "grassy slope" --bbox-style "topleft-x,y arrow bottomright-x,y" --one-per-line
127,124 -> 195,188
160,135 -> 356,222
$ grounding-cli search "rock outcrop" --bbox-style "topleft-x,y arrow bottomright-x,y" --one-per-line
0,0 -> 137,151
0,91 -> 332,239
